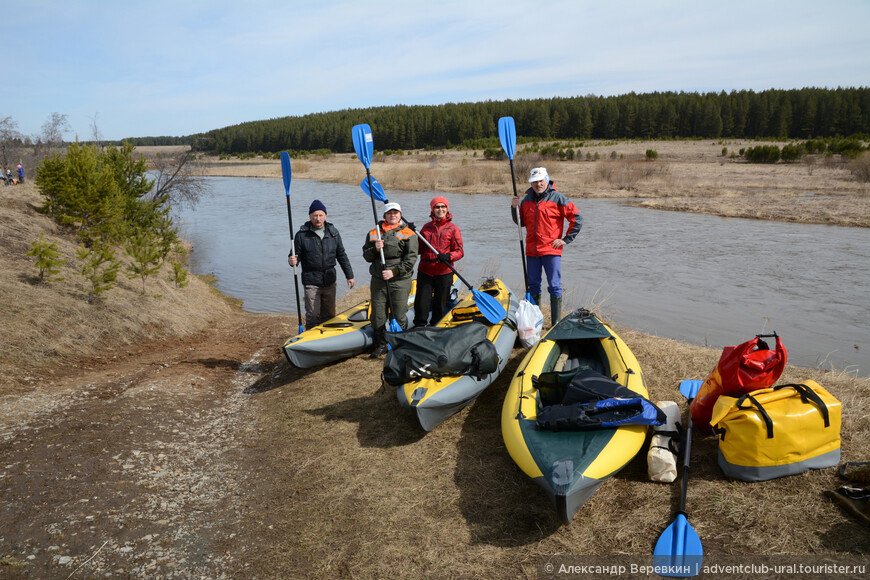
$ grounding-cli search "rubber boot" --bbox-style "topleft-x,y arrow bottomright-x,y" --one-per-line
550,295 -> 562,327
530,294 -> 541,306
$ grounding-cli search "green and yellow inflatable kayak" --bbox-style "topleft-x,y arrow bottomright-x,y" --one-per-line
501,308 -> 649,524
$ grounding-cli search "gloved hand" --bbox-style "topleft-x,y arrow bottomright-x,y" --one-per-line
437,253 -> 451,263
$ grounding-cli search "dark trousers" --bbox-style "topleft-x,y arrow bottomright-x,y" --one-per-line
413,272 -> 454,326
370,275 -> 412,334
303,283 -> 337,330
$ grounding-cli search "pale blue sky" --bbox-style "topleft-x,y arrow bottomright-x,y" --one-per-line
4,0 -> 869,141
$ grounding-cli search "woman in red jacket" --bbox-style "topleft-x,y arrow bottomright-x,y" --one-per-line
413,196 -> 464,326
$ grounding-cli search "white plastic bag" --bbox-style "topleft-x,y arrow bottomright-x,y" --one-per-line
647,400 -> 681,482
516,298 -> 543,348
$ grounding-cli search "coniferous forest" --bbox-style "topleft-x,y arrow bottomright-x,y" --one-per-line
186,87 -> 869,155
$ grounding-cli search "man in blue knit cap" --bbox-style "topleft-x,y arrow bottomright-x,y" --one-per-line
288,199 -> 355,329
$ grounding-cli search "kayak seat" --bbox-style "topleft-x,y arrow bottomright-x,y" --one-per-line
561,339 -> 609,377
348,309 -> 369,322
535,340 -> 611,406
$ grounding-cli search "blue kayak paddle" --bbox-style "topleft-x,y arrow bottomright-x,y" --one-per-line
359,175 -> 388,202
653,379 -> 704,577
351,124 -> 403,335
363,177 -> 507,325
497,116 -> 535,305
281,151 -> 304,334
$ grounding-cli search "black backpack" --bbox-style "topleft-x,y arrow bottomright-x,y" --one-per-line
383,322 -> 498,386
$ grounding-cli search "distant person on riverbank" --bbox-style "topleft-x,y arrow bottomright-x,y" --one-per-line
511,167 -> 582,326
17,163 -> 24,184
288,199 -> 355,330
363,202 -> 418,358
413,196 -> 463,327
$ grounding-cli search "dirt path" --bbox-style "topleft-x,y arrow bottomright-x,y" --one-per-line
0,312 -> 293,578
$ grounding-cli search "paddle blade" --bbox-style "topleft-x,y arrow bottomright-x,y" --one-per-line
653,513 -> 703,577
680,379 -> 704,400
360,176 -> 388,202
472,289 -> 507,324
498,117 -> 516,160
524,291 -> 536,306
352,124 -> 374,169
388,317 -> 403,334
281,151 -> 292,194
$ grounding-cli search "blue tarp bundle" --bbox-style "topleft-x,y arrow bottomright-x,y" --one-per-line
536,397 -> 665,431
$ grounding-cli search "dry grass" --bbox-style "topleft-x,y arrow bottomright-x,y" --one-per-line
132,144 -> 190,160
241,309 -> 869,577
0,182 -> 235,393
595,158 -> 672,191
638,194 -> 870,227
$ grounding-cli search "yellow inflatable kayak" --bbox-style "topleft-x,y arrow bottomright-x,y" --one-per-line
283,279 -> 459,368
395,278 -> 518,431
501,308 -> 649,524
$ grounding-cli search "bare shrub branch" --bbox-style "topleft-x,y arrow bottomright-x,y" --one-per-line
147,148 -> 211,209
0,115 -> 22,170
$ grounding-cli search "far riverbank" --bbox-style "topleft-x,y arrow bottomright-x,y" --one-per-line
147,139 -> 870,228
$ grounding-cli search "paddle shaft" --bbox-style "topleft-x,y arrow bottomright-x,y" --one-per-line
678,398 -> 695,514
508,159 -> 531,296
365,170 -> 397,325
283,165 -> 304,334
497,118 -> 530,298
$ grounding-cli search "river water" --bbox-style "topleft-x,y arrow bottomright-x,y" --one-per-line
173,176 -> 869,376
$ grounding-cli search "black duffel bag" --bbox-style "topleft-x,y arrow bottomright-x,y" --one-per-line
536,367 -> 638,407
535,367 -> 664,431
383,322 -> 498,386
562,368 -> 638,404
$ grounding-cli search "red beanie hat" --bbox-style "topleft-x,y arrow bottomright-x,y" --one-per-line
430,196 -> 449,211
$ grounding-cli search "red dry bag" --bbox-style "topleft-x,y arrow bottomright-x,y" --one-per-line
690,334 -> 787,434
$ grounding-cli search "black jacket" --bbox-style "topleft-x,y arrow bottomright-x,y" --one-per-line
292,221 -> 354,287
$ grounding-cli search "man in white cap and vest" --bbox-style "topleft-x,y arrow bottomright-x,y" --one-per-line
510,167 -> 582,325
362,202 -> 418,357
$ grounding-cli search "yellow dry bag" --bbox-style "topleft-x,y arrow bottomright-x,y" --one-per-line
709,381 -> 841,482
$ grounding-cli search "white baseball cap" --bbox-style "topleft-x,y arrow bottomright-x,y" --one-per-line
383,202 -> 402,214
529,167 -> 549,183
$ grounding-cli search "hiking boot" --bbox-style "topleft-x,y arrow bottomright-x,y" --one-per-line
369,342 -> 389,358
550,295 -> 562,326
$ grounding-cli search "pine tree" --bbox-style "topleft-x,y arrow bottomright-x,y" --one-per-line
35,142 -> 126,243
169,260 -> 189,288
77,239 -> 121,302
124,230 -> 162,295
25,233 -> 67,283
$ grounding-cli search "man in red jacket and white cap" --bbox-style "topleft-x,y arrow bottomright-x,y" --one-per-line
413,196 -> 464,326
511,167 -> 582,325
